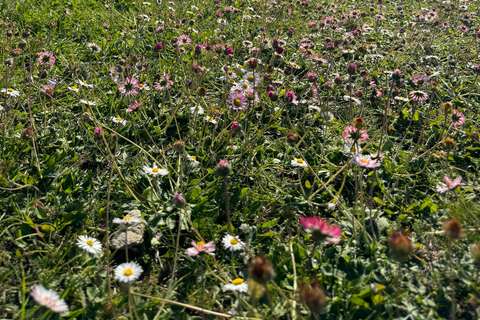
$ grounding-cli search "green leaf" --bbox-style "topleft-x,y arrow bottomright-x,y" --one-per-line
350,295 -> 369,308
261,219 -> 279,228
305,180 -> 311,189
188,186 -> 201,200
430,204 -> 438,213
413,109 -> 419,121
372,294 -> 383,306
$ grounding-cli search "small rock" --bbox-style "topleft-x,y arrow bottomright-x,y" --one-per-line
111,210 -> 145,250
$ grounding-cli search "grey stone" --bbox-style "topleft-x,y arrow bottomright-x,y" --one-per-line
111,210 -> 145,250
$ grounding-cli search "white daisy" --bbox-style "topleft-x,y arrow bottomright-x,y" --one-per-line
189,105 -> 205,115
186,154 -> 200,166
239,223 -> 251,233
142,163 -> 168,176
224,278 -> 248,293
80,99 -> 97,106
67,85 -> 79,92
109,68 -> 119,82
112,215 -> 146,225
222,234 -> 245,251
111,116 -> 127,126
1,88 -> 20,97
114,261 -> 143,283
76,235 -> 102,254
291,158 -> 308,168
78,79 -> 94,88
30,284 -> 69,313
327,199 -> 338,211
204,116 -> 218,124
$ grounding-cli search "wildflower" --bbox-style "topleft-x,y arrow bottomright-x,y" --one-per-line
216,159 -> 231,177
409,90 -> 428,101
126,101 -> 142,113
222,234 -> 245,251
229,91 -> 248,111
79,100 -> 96,106
224,278 -> 248,293
189,105 -> 205,115
142,163 -> 168,176
186,240 -> 216,257
94,127 -> 103,139
352,117 -> 365,129
36,51 -> 55,67
300,279 -> 327,314
244,72 -> 260,86
436,176 -> 465,193
177,34 -> 191,46
443,138 -> 456,151
412,74 -> 429,86
30,284 -> 69,313
291,158 -> 308,168
248,256 -> 274,284
87,43 -> 101,53
327,199 -> 338,211
444,218 -> 464,239
347,62 -> 357,75
173,193 -> 186,208
76,235 -> 102,254
112,212 -> 146,224
452,110 -> 465,126
388,231 -> 412,261
285,90 -> 299,105
239,223 -> 251,233
114,261 -> 143,283
342,126 -> 369,143
110,116 -> 127,125
154,74 -> 173,91
299,216 -> 342,243
119,77 -> 139,96
109,67 -> 119,82
186,154 -> 200,166
351,155 -> 381,168
1,88 -> 20,97
231,121 -> 241,132
440,102 -> 453,113
67,85 -> 79,92
78,79 -> 94,88
22,129 -> 34,141
204,116 -> 218,124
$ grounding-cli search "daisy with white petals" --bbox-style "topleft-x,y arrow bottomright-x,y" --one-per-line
222,234 -> 245,251
142,163 -> 169,176
114,261 -> 143,283
76,235 -> 102,254
291,158 -> 308,168
1,88 -> 20,97
30,284 -> 69,313
224,278 -> 249,293
111,116 -> 127,126
112,216 -> 146,225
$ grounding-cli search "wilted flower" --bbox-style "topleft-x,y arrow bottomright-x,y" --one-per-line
248,256 -> 274,284
388,232 -> 412,261
216,159 -> 231,176
299,279 -> 327,314
444,218 -> 464,239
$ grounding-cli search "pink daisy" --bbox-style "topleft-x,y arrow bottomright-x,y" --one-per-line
412,74 -> 429,86
436,176 -> 465,193
452,110 -> 465,126
351,155 -> 381,168
177,34 -> 191,46
342,126 -> 369,143
229,91 -> 248,111
409,90 -> 428,102
126,101 -> 142,113
36,51 -> 55,68
185,240 -> 216,257
299,217 -> 342,244
119,77 -> 139,96
154,74 -> 173,91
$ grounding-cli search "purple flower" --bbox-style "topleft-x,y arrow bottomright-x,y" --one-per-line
154,43 -> 163,52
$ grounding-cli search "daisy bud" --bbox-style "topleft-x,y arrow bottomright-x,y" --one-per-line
307,72 -> 317,82
173,193 -> 186,208
443,138 -> 455,151
388,232 -> 412,261
231,121 -> 241,132
22,129 -> 34,141
360,70 -> 367,77
22,30 -> 30,38
272,39 -> 279,48
352,117 -> 365,129
6,30 -> 12,37
103,23 -> 110,29
129,55 -> 139,63
444,218 -> 464,239
144,44 -> 152,51
300,279 -> 327,314
263,73 -> 272,82
287,29 -> 294,37
172,141 -> 185,153
355,90 -> 362,97
347,63 -> 357,75
216,159 -> 231,177
5,58 -> 13,66
154,43 -> 163,52
440,102 -> 453,113
248,256 -> 274,284
247,58 -> 258,69
281,206 -> 296,219
324,81 -> 334,90
268,90 -> 278,101
334,77 -> 343,85
197,87 -> 207,96
189,19 -> 195,26
196,12 -> 203,19
194,44 -> 202,55
429,81 -> 439,92
286,132 -> 296,144
224,45 -> 233,55
18,39 -> 27,49
94,127 -> 104,139
266,65 -> 274,73
284,66 -> 293,75
275,46 -> 285,55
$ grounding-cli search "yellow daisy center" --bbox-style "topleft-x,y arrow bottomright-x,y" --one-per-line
297,159 -> 304,163
243,83 -> 249,89
83,81 -> 87,84
230,79 -> 235,83
115,117 -> 122,121
152,168 -> 159,173
139,84 -> 144,88
124,268 -> 133,276
197,241 -> 205,246
232,278 -> 244,285
123,216 -> 132,220
112,72 -> 117,76
234,99 -> 241,107
230,238 -> 239,245
71,86 -> 77,89
86,240 -> 94,246
417,79 -> 424,84
446,182 -> 451,186
248,75 -> 254,82
350,146 -> 357,152
361,159 -> 368,163
293,63 -> 297,67
196,106 -> 200,110
238,65 -> 242,68
332,199 -> 338,203
208,117 -> 213,121
191,156 -> 196,160
7,88 -> 13,92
